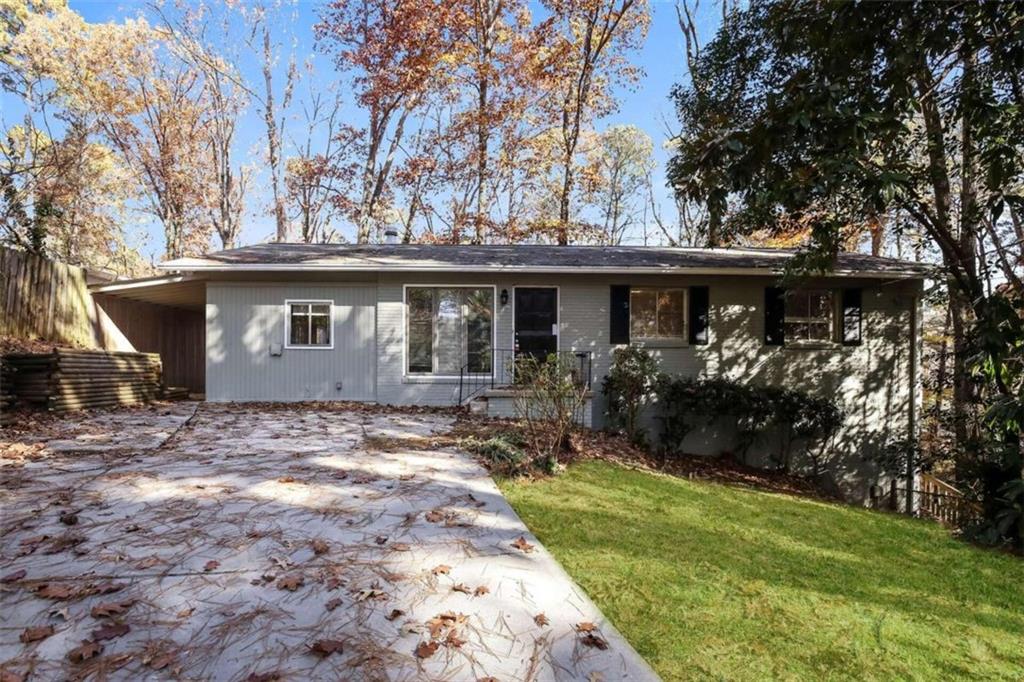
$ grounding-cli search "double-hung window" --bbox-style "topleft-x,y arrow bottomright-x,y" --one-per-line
286,301 -> 333,348
406,287 -> 494,376
629,288 -> 687,341
783,289 -> 834,343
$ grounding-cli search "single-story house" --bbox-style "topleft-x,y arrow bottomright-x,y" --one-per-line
93,243 -> 927,502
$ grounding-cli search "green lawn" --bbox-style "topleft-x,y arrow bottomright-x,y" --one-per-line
498,461 -> 1024,681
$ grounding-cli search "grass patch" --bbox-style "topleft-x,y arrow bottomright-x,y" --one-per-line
498,460 -> 1024,681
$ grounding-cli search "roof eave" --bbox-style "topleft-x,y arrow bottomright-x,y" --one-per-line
156,262 -> 927,279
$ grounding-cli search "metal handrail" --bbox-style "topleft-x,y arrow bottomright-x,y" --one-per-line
458,349 -> 593,405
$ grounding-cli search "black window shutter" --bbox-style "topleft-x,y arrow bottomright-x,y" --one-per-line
765,287 -> 786,346
841,288 -> 863,346
689,286 -> 710,345
610,285 -> 630,344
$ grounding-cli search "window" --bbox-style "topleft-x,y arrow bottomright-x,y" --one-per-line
630,288 -> 686,340
784,289 -> 834,343
286,301 -> 333,348
406,287 -> 493,375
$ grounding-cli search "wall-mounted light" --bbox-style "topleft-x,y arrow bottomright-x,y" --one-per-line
500,289 -> 509,306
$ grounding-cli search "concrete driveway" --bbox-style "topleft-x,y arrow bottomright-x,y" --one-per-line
0,403 -> 657,681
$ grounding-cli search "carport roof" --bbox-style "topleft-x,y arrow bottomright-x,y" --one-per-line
90,274 -> 205,311
160,243 -> 930,278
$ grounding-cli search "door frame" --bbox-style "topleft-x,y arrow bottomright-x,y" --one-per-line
512,285 -> 560,352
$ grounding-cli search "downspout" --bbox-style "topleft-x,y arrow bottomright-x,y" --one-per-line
906,293 -> 921,514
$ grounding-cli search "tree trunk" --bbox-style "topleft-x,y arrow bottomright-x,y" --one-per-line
263,27 -> 288,242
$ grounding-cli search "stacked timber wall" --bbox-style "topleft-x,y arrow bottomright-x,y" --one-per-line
0,247 -> 204,393
5,349 -> 163,411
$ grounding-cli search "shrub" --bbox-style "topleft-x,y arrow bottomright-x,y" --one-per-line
654,376 -> 844,472
511,353 -> 590,472
602,346 -> 660,446
461,433 -> 528,474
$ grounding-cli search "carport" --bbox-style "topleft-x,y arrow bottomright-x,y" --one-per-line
89,275 -> 207,395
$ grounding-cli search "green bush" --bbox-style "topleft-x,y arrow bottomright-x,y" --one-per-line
654,376 -> 844,472
602,346 -> 660,446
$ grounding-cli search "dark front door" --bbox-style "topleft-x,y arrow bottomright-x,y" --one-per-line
514,287 -> 558,359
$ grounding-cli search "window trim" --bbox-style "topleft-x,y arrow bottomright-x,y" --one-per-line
284,298 -> 335,350
782,288 -> 838,347
629,286 -> 689,344
402,284 -> 498,379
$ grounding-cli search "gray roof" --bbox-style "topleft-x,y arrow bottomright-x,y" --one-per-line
160,243 -> 929,278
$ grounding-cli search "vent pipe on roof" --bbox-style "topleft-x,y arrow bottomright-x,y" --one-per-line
384,227 -> 399,245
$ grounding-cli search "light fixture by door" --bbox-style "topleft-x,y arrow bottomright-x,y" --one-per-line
500,289 -> 509,306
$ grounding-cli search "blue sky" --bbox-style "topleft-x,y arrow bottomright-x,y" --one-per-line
6,0 -> 723,260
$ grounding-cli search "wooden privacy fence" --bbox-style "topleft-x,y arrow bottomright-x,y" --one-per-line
0,247 -> 114,348
917,473 -> 983,527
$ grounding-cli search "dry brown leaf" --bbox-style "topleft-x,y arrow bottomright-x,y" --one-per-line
451,583 -> 472,595
385,609 -> 405,621
19,625 -> 54,643
135,556 -> 161,569
478,678 -> 500,682
534,613 -> 550,627
245,674 -> 281,682
375,536 -> 388,545
326,577 -> 344,591
511,536 -> 534,553
91,623 -> 130,641
90,600 -> 135,618
204,560 -> 219,572
1,670 -> 25,682
354,588 -> 386,602
35,583 -> 74,600
580,633 -> 609,650
425,510 -> 445,523
277,476 -> 296,483
145,653 -> 175,670
309,639 -> 344,657
59,512 -> 78,526
391,542 -> 411,552
576,622 -> 598,633
67,640 -> 103,663
311,539 -> 329,555
1,569 -> 26,583
431,564 -> 451,576
415,641 -> 439,659
325,598 -> 343,612
444,631 -> 466,648
276,574 -> 304,591
473,586 -> 489,597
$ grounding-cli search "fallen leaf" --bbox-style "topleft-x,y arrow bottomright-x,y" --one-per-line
580,633 -> 609,650
204,560 -> 219,572
67,640 -> 103,663
326,577 -> 344,590
245,674 -> 281,682
385,609 -> 405,621
176,606 -> 195,618
425,510 -> 445,523
19,625 -> 54,643
35,583 -> 74,600
415,641 -> 439,659
391,543 -> 411,552
325,598 -> 343,612
91,600 -> 135,618
354,588 -> 386,602
91,623 -> 130,641
311,539 -> 329,555
93,582 -> 124,595
375,536 -> 388,545
146,653 -> 175,671
431,564 -> 451,576
276,574 -> 304,591
1,569 -> 26,583
444,631 -> 466,648
534,613 -> 550,627
0,670 -> 25,682
575,622 -> 598,633
478,678 -> 500,682
309,639 -> 344,657
277,476 -> 296,483
59,512 -> 78,526
511,536 -> 534,553
451,583 -> 472,595
473,585 -> 489,597
135,556 -> 161,569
